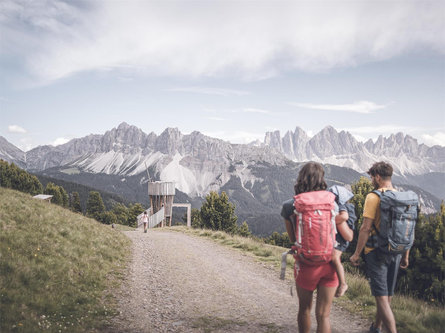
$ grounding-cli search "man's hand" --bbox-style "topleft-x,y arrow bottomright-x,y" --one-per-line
400,256 -> 409,269
350,253 -> 360,266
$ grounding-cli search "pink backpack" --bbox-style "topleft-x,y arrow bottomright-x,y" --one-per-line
293,190 -> 337,265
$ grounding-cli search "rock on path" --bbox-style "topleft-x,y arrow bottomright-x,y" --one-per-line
105,229 -> 367,332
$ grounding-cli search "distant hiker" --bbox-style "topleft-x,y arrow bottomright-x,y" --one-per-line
142,211 -> 149,233
350,161 -> 419,333
281,162 -> 338,333
328,185 -> 355,297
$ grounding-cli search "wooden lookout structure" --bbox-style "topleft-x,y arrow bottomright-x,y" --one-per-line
148,181 -> 175,227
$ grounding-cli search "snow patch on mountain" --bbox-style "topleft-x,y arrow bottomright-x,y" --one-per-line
234,161 -> 260,197
160,153 -> 197,195
128,151 -> 165,176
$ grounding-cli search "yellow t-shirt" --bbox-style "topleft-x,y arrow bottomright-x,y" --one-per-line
363,187 -> 394,254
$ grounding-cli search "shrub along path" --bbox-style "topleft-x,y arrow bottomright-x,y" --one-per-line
105,229 -> 367,332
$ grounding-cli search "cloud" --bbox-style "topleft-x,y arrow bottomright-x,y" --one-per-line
51,137 -> 70,146
1,1 -> 444,83
421,132 -> 445,147
8,125 -> 27,133
288,100 -> 387,114
18,137 -> 35,152
206,116 -> 225,121
241,108 -> 271,114
167,87 -> 249,96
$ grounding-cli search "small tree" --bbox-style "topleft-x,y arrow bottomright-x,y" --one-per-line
190,208 -> 202,228
70,192 -> 82,213
100,211 -> 118,225
127,203 -> 145,227
112,203 -> 129,225
86,191 -> 105,221
350,176 -> 373,228
238,221 -> 251,237
59,186 -> 69,207
44,182 -> 63,205
347,176 -> 374,259
200,191 -> 237,233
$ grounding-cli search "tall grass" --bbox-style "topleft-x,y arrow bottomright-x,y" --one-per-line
171,226 -> 445,333
0,187 -> 131,332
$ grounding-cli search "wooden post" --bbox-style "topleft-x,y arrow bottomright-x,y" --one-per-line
187,204 -> 191,227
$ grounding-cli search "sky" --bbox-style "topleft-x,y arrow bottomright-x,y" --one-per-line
0,0 -> 444,152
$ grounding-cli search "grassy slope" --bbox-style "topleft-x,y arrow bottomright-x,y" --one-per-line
170,226 -> 445,333
0,187 -> 131,332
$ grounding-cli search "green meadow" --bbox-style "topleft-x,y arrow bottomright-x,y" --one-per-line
0,187 -> 131,332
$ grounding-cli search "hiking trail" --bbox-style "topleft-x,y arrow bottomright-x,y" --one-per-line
105,229 -> 368,332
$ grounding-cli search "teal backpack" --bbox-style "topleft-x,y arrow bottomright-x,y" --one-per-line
369,189 -> 419,255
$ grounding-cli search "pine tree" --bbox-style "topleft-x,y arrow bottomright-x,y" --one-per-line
70,192 -> 82,213
190,208 -> 202,228
238,221 -> 251,237
44,182 -> 63,205
86,191 -> 105,221
127,203 -> 145,227
100,211 -> 118,225
346,176 -> 374,258
350,176 -> 373,228
59,186 -> 69,207
200,191 -> 237,233
112,203 -> 130,225
0,160 -> 43,195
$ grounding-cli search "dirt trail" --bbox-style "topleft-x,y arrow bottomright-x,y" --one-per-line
105,229 -> 368,332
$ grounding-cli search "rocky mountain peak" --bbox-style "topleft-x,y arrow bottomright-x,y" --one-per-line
156,128 -> 183,154
0,136 -> 26,168
264,130 -> 282,151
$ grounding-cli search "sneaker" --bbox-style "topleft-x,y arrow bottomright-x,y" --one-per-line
369,323 -> 382,333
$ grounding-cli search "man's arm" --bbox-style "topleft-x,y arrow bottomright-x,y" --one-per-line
400,249 -> 410,269
350,217 -> 374,265
284,218 -> 296,244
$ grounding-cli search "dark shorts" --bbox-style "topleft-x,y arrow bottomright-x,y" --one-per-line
365,250 -> 401,296
334,235 -> 349,252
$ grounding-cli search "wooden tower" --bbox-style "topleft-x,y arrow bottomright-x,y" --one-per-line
147,181 -> 175,227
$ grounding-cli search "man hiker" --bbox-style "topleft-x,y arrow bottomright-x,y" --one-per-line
350,161 -> 412,333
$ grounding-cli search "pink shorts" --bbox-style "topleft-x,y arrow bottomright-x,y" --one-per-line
294,261 -> 339,291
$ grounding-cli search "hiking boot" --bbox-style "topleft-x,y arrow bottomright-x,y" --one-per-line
369,323 -> 382,333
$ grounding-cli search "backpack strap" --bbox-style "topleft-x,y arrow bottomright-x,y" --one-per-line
367,190 -> 383,248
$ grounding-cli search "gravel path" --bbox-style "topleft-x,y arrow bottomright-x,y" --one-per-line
105,229 -> 368,332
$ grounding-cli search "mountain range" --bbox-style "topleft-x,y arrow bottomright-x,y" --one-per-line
1,122 -> 443,235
